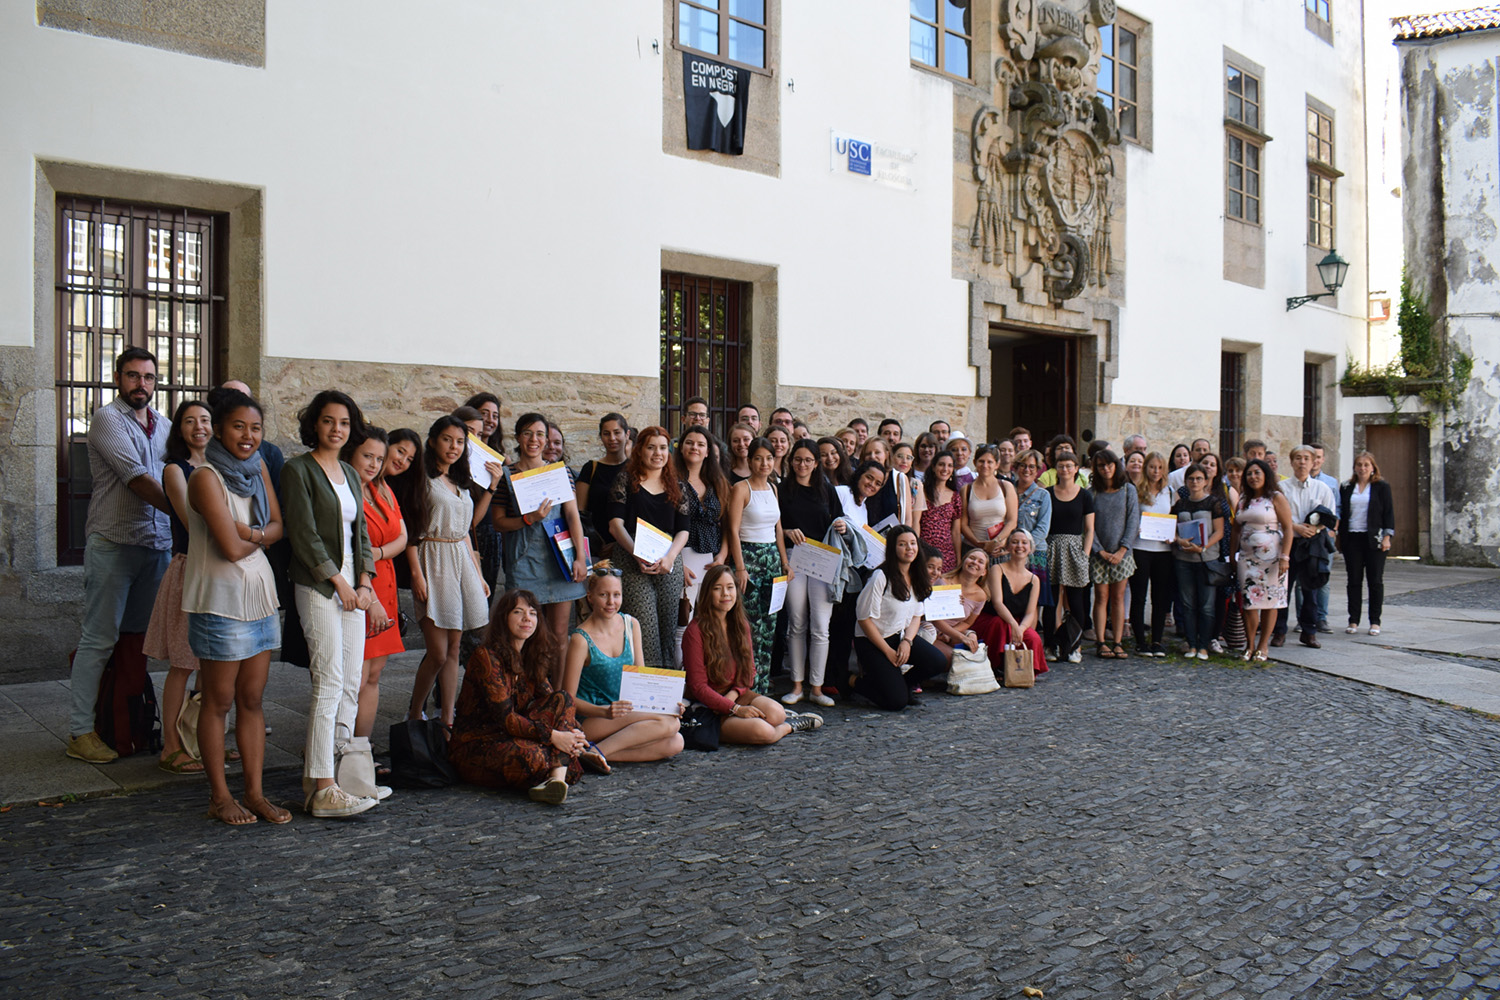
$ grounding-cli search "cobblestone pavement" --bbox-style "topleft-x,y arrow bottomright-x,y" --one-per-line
4,658 -> 1500,1000
1388,577 -> 1500,612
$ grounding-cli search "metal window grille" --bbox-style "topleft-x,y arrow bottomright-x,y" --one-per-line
1220,351 -> 1246,460
910,0 -> 972,80
660,272 -> 749,440
55,197 -> 223,564
1097,24 -> 1139,139
1303,362 -> 1322,445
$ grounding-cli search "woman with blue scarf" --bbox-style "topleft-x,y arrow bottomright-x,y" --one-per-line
184,389 -> 286,826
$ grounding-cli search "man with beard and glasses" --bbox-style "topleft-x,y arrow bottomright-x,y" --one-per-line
66,347 -> 174,763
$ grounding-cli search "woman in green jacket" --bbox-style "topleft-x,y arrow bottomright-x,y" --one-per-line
283,389 -> 384,819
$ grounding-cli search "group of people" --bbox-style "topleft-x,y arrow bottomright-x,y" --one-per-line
67,352 -> 1394,822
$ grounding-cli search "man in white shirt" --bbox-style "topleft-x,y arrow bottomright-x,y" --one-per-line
1309,443 -> 1339,629
1277,446 -> 1337,647
1167,438 -> 1213,492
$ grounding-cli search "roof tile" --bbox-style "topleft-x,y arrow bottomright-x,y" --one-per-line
1393,5 -> 1500,40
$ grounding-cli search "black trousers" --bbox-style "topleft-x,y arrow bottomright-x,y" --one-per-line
1344,534 -> 1387,626
851,633 -> 947,711
825,568 -> 870,696
1129,549 -> 1173,647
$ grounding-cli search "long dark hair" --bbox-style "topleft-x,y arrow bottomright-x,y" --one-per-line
785,438 -> 833,502
1090,448 -> 1127,492
848,459 -> 886,507
881,525 -> 932,602
1238,458 -> 1282,508
692,564 -> 755,692
424,414 -> 474,489
386,428 -> 426,537
463,391 -> 504,452
923,451 -> 956,505
816,436 -> 850,486
674,425 -> 726,513
164,399 -> 210,462
484,590 -> 559,691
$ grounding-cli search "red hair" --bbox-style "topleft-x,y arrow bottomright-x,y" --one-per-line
624,425 -> 682,505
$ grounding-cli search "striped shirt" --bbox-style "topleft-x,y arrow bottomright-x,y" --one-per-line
85,396 -> 171,549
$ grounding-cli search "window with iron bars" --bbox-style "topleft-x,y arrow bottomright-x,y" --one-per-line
55,196 -> 223,564
660,272 -> 750,440
1220,351 -> 1246,460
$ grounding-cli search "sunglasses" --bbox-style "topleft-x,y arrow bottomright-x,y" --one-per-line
590,566 -> 623,578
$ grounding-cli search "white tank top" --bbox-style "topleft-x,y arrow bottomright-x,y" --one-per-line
966,482 -> 1007,539
740,486 -> 779,543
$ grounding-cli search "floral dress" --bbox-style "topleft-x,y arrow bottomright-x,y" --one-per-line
1238,497 -> 1288,610
448,645 -> 582,790
919,488 -> 964,574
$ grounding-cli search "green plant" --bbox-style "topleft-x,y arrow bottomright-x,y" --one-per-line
1397,268 -> 1440,378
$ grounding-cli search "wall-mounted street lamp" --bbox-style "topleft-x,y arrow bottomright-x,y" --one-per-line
1287,249 -> 1350,310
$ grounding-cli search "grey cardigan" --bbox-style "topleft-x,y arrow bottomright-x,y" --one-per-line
1089,486 -> 1140,555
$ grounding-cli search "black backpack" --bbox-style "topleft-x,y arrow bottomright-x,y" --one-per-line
388,718 -> 457,788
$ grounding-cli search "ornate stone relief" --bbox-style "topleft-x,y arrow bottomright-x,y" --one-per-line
971,0 -> 1120,305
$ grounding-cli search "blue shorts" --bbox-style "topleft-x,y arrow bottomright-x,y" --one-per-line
188,611 -> 280,662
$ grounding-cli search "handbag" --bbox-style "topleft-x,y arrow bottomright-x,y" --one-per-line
176,690 -> 203,760
679,703 -> 721,752
1057,610 -> 1084,657
1002,647 -> 1035,688
1204,558 -> 1234,588
946,643 -> 999,695
388,718 -> 457,788
335,735 -> 388,800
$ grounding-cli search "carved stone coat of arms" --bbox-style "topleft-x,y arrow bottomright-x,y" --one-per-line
971,0 -> 1121,305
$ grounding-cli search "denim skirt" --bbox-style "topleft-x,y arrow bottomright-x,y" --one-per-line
188,610 -> 280,661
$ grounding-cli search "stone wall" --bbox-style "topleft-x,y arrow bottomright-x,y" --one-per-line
776,385 -> 985,443
256,358 -> 660,468
37,0 -> 266,67
1095,405 -> 1306,465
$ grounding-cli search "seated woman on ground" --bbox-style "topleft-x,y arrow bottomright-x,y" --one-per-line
851,525 -> 948,710
448,589 -> 603,805
981,529 -> 1048,676
562,563 -> 684,764
682,564 -> 823,744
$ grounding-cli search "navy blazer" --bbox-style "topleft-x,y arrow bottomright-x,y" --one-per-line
1337,479 -> 1394,549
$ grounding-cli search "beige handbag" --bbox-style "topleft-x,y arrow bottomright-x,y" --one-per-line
947,643 -> 1000,695
176,690 -> 203,760
335,736 -> 391,801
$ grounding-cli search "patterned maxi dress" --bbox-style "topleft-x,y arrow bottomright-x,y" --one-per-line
448,645 -> 583,790
919,488 -> 964,574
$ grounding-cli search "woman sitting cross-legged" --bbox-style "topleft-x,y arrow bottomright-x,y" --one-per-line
682,564 -> 823,744
852,525 -> 948,710
448,589 -> 603,805
561,563 -> 684,764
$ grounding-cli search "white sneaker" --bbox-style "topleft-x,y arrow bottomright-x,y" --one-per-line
1196,650 -> 1210,661
808,692 -> 836,707
780,690 -> 804,706
306,785 -> 378,818
1067,649 -> 1082,664
1209,639 -> 1225,655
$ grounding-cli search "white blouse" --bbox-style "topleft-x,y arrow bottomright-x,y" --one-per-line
855,569 -> 922,639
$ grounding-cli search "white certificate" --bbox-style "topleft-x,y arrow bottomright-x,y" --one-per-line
923,584 -> 965,621
859,524 -> 887,569
870,513 -> 899,533
632,519 -> 674,564
507,460 -> 575,515
618,666 -> 686,717
1139,512 -> 1177,543
789,538 -> 842,585
768,575 -> 788,614
466,434 -> 505,490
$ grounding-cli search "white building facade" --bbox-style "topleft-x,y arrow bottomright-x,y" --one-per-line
0,0 -> 1370,673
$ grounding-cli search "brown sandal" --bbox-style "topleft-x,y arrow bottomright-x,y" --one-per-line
245,795 -> 292,825
206,798 -> 258,826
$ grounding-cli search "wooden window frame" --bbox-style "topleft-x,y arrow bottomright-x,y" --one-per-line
1306,106 -> 1337,249
910,0 -> 973,82
1306,0 -> 1330,22
675,0 -> 770,75
1226,63 -> 1261,131
1098,22 -> 1140,140
660,271 -> 750,439
1226,133 -> 1262,225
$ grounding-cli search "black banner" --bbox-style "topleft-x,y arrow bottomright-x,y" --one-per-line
683,52 -> 750,155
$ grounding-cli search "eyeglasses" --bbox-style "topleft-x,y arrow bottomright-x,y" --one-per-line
121,371 -> 157,384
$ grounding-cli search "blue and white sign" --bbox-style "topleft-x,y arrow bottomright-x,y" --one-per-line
830,130 -> 916,192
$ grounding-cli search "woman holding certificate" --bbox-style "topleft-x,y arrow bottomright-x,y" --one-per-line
726,437 -> 791,696
682,565 -> 821,744
562,565 -> 683,763
852,525 -> 947,710
675,425 -> 727,610
1172,463 -> 1230,661
494,412 -> 588,676
450,590 -> 599,805
1129,452 -> 1173,657
778,439 -> 846,707
607,426 -> 691,668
